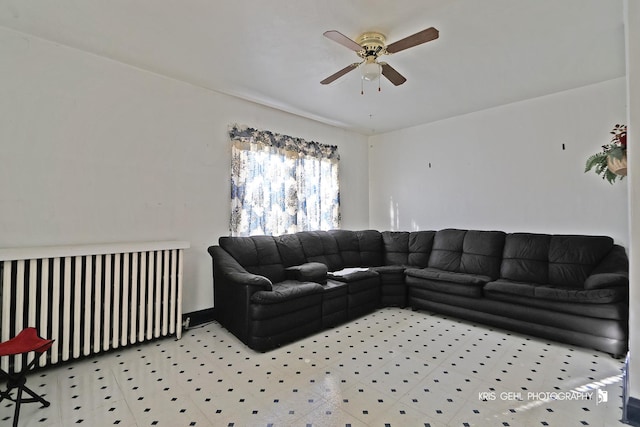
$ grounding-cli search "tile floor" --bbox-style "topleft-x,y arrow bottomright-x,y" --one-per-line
0,307 -> 628,427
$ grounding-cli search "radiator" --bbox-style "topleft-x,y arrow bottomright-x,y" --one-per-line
0,241 -> 189,373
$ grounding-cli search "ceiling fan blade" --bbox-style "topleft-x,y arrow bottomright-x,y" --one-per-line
381,63 -> 407,86
320,63 -> 359,84
386,27 -> 439,54
323,30 -> 362,52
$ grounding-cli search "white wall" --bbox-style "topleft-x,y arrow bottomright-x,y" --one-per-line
625,0 -> 640,399
0,27 -> 370,313
369,77 -> 628,246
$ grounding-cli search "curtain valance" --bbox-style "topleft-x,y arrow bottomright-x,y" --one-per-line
229,125 -> 340,161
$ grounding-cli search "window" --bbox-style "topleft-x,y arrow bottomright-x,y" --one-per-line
229,125 -> 340,236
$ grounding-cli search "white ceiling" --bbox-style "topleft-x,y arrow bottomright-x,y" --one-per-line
0,0 -> 626,135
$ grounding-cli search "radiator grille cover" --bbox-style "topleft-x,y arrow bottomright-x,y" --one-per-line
0,241 -> 187,374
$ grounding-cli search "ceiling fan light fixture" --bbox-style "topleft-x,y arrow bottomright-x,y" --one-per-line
361,61 -> 381,81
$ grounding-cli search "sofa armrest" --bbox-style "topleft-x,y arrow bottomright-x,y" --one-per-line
584,273 -> 628,290
208,245 -> 274,343
584,245 -> 629,290
225,271 -> 273,289
209,245 -> 272,291
285,262 -> 328,284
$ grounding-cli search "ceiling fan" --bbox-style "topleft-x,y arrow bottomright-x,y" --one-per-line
320,27 -> 439,88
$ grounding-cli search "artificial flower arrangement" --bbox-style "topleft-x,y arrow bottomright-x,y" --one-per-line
585,124 -> 627,184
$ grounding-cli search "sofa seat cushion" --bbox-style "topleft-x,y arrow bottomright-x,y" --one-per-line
406,268 -> 491,286
250,280 -> 325,305
484,280 -> 626,304
405,268 -> 490,298
371,265 -> 406,274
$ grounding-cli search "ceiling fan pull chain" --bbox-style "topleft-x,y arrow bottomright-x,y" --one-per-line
361,78 -> 364,95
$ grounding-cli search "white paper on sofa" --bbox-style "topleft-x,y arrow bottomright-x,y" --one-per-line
330,267 -> 370,277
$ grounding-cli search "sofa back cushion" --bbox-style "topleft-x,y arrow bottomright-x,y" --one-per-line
275,233 -> 306,266
548,235 -> 614,287
459,230 -> 506,279
382,231 -> 410,265
356,230 -> 383,267
428,229 -> 467,271
500,233 -> 551,284
408,231 -> 436,267
297,231 -> 344,271
219,236 -> 286,283
329,229 -> 362,267
381,231 -> 435,267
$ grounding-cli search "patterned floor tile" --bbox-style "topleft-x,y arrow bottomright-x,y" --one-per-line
0,307 -> 626,427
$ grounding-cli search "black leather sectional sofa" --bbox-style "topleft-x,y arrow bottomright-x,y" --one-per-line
208,228 -> 629,355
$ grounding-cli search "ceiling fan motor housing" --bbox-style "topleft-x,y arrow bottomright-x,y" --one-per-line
356,32 -> 387,58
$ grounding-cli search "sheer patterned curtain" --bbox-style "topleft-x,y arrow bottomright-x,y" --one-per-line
229,125 -> 340,236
